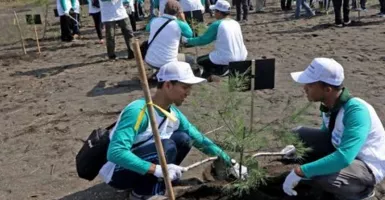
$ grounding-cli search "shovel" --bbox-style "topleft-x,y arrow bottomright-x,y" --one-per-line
251,145 -> 296,158
184,145 -> 297,171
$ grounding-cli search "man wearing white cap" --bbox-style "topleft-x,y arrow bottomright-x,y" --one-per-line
282,58 -> 385,199
99,61 -> 247,199
182,0 -> 248,79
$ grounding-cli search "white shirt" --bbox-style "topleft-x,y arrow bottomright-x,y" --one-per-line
323,98 -> 385,183
100,0 -> 129,22
180,0 -> 204,12
145,15 -> 181,68
57,0 -> 80,16
158,0 -> 167,15
88,0 -> 101,13
210,19 -> 248,65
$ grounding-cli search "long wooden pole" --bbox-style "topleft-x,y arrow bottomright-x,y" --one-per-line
249,60 -> 256,133
132,39 -> 175,200
14,11 -> 27,55
34,25 -> 41,54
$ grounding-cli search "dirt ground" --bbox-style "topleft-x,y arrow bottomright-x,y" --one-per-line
1,0 -> 385,199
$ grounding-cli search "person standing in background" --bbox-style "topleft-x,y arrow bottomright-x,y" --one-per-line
180,0 -> 205,28
57,0 -> 77,41
88,0 -> 104,44
377,0 -> 385,17
332,0 -> 351,27
234,0 -> 248,22
124,0 -> 137,31
295,0 -> 315,19
134,0 -> 145,20
352,0 -> 366,11
99,0 -> 135,60
70,0 -> 81,39
281,0 -> 292,10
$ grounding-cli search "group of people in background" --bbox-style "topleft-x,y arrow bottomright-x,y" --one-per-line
284,0 -> 385,26
56,0 -> 385,69
56,0 -> 249,78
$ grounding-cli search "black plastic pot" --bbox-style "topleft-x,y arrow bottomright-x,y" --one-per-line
54,9 -> 59,17
26,14 -> 42,25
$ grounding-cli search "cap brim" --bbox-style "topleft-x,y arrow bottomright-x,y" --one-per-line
209,5 -> 216,10
179,77 -> 207,84
290,71 -> 317,84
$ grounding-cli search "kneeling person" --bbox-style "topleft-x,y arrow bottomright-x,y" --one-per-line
183,0 -> 248,78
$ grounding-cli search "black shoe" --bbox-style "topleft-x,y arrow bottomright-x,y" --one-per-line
108,54 -> 117,60
343,20 -> 352,26
127,50 -> 135,59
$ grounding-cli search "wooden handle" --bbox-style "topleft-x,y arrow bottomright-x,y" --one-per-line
185,157 -> 217,171
249,60 -> 256,133
34,25 -> 41,54
13,11 -> 27,55
132,39 -> 175,200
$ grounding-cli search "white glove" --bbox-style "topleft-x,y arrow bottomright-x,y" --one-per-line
154,164 -> 187,181
283,169 -> 303,196
181,36 -> 188,44
64,11 -> 70,16
229,159 -> 248,180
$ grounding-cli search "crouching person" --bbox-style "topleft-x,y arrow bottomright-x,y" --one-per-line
99,61 -> 247,199
145,0 -> 195,70
182,0 -> 247,79
283,58 -> 385,200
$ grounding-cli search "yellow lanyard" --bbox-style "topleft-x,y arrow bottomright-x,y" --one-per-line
134,102 -> 177,131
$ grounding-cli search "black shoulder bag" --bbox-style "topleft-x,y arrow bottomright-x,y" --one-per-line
140,19 -> 172,58
76,117 -> 167,181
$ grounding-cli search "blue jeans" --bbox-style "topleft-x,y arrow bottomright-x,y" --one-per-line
295,0 -> 314,18
108,131 -> 192,195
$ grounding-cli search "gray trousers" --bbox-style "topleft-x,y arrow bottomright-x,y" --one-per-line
104,18 -> 134,58
294,127 -> 376,200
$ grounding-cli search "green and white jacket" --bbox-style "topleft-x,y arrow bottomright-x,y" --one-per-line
301,89 -> 385,183
144,14 -> 193,68
99,99 -> 230,183
56,0 -> 80,16
186,18 -> 248,65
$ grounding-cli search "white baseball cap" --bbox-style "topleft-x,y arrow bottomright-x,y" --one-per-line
209,0 -> 231,13
157,61 -> 207,84
290,58 -> 344,86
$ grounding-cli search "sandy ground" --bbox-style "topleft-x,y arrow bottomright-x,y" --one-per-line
1,0 -> 385,199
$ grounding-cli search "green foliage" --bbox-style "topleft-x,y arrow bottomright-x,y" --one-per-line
189,18 -> 208,36
189,70 -> 313,196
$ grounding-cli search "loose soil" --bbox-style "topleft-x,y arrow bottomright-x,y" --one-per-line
1,1 -> 385,200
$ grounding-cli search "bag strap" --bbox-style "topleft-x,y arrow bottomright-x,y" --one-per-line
131,116 -> 167,149
106,122 -> 116,130
147,19 -> 173,48
328,96 -> 352,133
324,90 -> 353,133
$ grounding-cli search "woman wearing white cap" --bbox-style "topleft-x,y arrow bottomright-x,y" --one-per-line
182,0 -> 248,78
282,58 -> 385,199
99,61 -> 247,199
